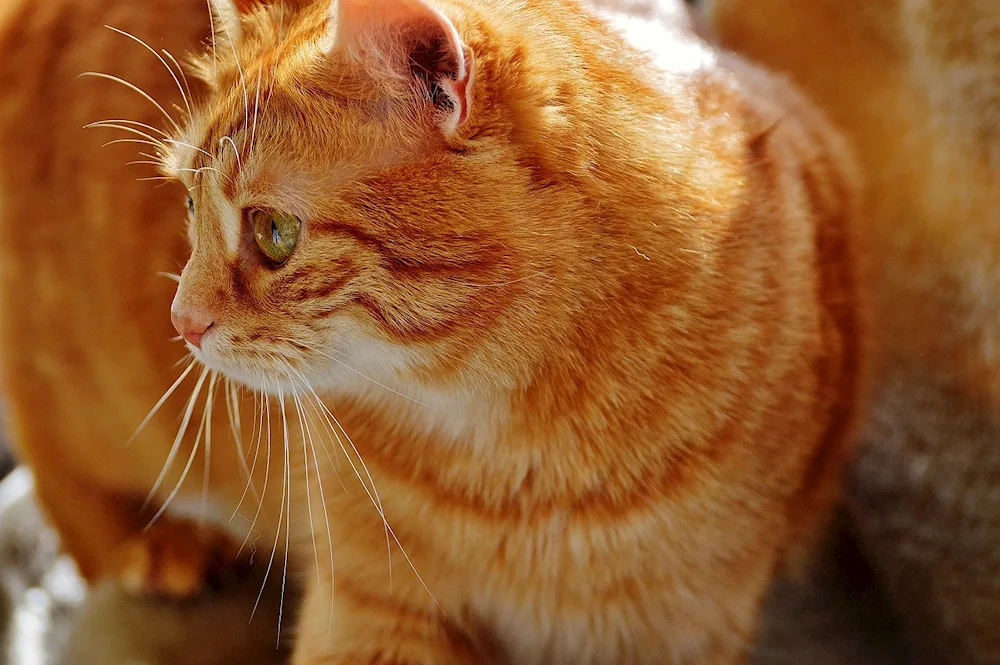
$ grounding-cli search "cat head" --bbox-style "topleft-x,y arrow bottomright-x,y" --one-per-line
165,0 -> 586,398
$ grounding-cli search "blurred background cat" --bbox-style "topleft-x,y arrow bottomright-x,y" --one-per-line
691,0 -> 1000,662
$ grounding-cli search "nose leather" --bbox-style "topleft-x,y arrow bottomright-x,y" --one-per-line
171,308 -> 214,349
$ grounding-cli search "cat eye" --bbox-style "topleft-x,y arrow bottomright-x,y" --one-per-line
186,195 -> 195,217
250,208 -> 302,266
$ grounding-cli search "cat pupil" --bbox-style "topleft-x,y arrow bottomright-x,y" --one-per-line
271,219 -> 279,245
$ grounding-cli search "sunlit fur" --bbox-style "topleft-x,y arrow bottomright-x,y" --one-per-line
0,0 -> 865,663
693,1 -> 1000,661
695,0 -> 1000,401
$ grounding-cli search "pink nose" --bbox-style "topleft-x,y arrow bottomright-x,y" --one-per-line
170,308 -> 214,349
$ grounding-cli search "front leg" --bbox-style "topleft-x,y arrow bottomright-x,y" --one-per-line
31,449 -> 249,598
292,575 -> 489,665
111,515 -> 249,597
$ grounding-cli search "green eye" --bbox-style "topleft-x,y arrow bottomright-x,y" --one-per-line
251,208 -> 301,265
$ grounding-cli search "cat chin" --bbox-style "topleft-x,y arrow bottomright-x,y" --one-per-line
190,348 -> 396,400
185,350 -> 300,397
189,319 -> 430,399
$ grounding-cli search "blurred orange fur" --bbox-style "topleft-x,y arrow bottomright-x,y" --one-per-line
697,0 -> 1000,406
695,1 -> 1000,660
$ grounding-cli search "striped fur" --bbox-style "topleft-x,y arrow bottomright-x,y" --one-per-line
0,0 -> 864,663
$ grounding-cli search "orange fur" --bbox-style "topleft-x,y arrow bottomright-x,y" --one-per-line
0,0 -> 864,662
692,0 -> 1000,659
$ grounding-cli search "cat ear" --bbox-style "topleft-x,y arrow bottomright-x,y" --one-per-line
330,0 -> 474,133
207,0 -> 251,43
210,0 -> 294,43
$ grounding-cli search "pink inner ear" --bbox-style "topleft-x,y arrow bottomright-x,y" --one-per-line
332,0 -> 472,127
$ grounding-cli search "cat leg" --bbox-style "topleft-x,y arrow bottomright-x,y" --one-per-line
110,517 -> 249,597
30,465 -> 144,582
32,462 -> 247,597
291,578 -> 488,665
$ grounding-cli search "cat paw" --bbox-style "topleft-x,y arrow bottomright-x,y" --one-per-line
111,518 -> 248,599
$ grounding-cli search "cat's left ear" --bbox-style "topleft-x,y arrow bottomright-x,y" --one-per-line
329,0 -> 475,134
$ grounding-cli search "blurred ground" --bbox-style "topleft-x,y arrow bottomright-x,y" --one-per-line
0,467 -> 293,665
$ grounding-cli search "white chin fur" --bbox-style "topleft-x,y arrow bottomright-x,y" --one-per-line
190,319 -> 421,399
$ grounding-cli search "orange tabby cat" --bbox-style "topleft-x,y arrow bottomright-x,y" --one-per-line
0,0 -> 865,662
691,1 -> 1000,661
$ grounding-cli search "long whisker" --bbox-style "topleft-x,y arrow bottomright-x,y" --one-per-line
85,122 -> 168,150
298,394 -> 337,633
226,25 -> 251,152
248,70 -> 263,160
200,371 -> 218,527
143,365 -> 209,510
295,384 -> 346,491
291,390 -> 321,590
283,365 -> 434,609
206,0 -> 219,85
278,394 -> 293,645
161,48 -> 194,111
226,379 -> 258,505
293,388 -> 347,497
300,385 -> 394,596
276,364 -> 343,484
275,337 -> 431,409
210,0 -> 250,162
127,356 -> 197,444
193,166 -> 233,186
251,391 -> 289,630
310,389 -> 440,612
233,384 -> 265,520
164,138 -> 215,161
104,25 -> 193,119
78,72 -> 184,137
286,378 -> 337,633
146,371 -> 218,528
260,9 -> 283,129
156,271 -> 182,283
86,118 -> 170,138
219,136 -> 243,175
102,138 -> 168,151
178,166 -> 230,186
239,376 -> 272,558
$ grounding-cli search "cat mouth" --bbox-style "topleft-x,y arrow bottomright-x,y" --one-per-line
181,319 -> 415,401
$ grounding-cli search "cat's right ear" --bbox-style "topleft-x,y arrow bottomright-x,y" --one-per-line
327,0 -> 475,136
207,0 -> 251,44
